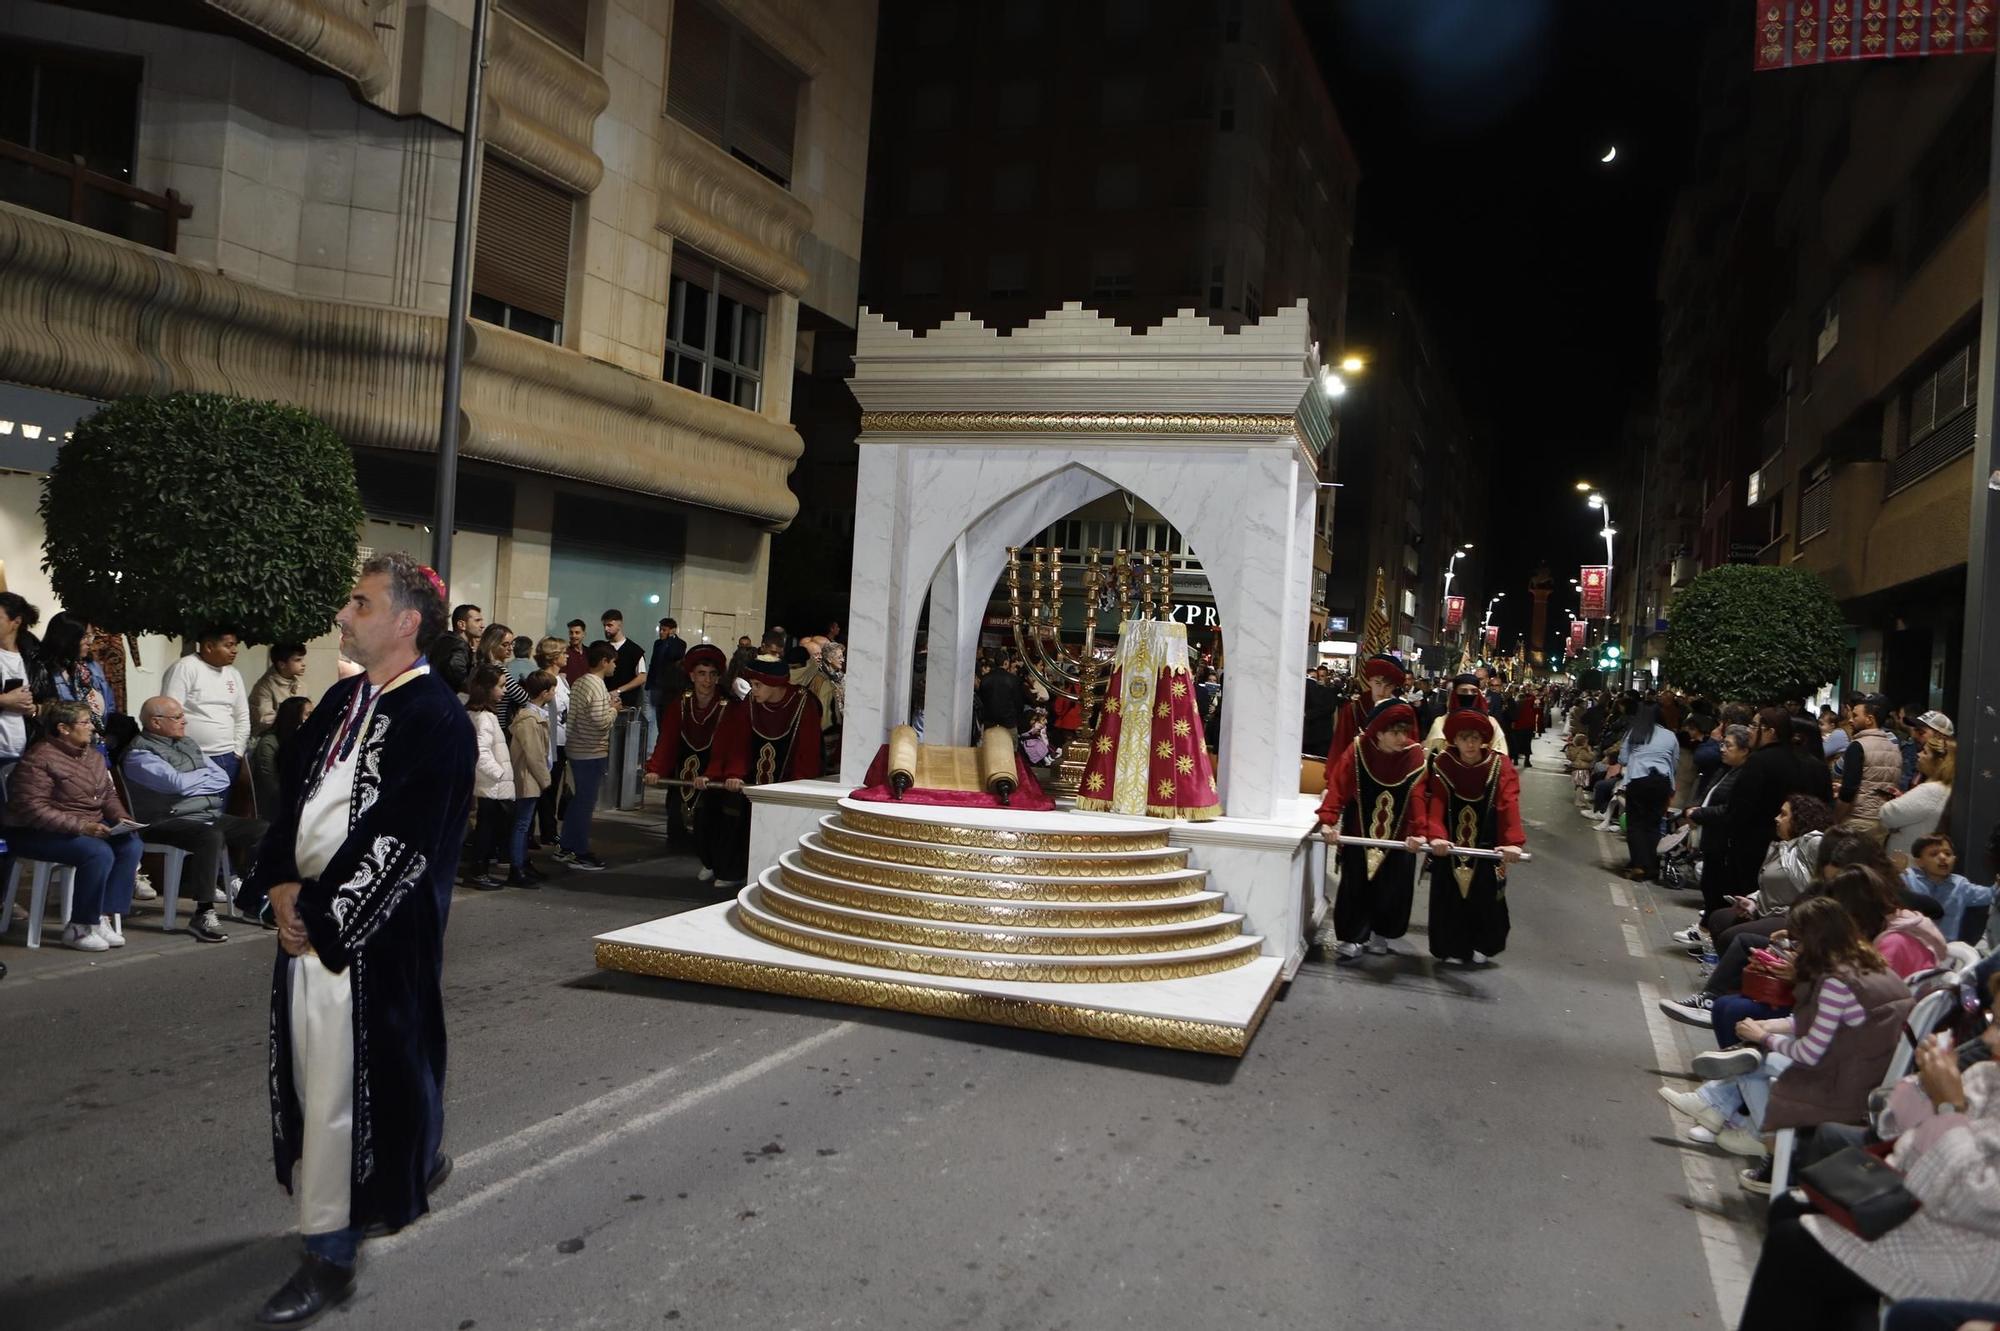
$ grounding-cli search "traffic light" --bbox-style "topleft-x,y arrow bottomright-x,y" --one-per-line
1605,644 -> 1622,660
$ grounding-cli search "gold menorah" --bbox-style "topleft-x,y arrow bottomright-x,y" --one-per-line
1005,545 -> 1176,796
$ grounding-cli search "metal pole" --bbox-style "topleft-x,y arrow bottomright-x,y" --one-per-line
431,0 -> 490,583
1952,72 -> 2000,854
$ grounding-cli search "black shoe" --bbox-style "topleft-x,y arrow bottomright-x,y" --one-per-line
472,873 -> 506,890
520,861 -> 549,883
506,870 -> 539,890
570,853 -> 607,872
363,1153 -> 453,1237
186,908 -> 229,943
255,1253 -> 355,1326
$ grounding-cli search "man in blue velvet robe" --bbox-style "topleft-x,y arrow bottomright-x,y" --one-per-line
241,551 -> 474,1325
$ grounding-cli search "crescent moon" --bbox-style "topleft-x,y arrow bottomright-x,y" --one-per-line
1601,146 -> 1618,163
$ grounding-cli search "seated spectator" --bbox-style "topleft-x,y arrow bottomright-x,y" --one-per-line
1881,738 -> 1955,861
1659,896 -> 1912,1164
1734,972 -> 2000,1330
6,701 -> 141,951
247,694 -> 312,820
1902,833 -> 1994,946
123,696 -> 270,943
248,642 -> 308,737
1695,794 -> 1837,945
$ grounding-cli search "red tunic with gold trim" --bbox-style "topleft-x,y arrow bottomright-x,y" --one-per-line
1318,735 -> 1427,944
705,688 -> 823,785
1325,696 -> 1371,766
1411,748 -> 1525,961
645,690 -> 729,833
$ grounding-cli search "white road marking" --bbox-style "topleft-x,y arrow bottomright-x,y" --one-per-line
373,1020 -> 856,1252
1638,979 -> 1753,1321
1621,922 -> 1648,958
1610,882 -> 1636,910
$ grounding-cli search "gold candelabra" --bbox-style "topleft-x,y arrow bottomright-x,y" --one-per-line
1005,545 -> 1176,797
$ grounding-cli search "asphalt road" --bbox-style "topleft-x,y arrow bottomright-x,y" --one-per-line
1,732 -> 1758,1330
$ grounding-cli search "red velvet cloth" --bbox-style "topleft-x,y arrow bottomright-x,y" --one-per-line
850,743 -> 1056,811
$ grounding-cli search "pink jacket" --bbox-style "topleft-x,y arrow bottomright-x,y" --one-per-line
1876,908 -> 1951,978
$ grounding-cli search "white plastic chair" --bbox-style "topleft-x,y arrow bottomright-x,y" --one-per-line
142,842 -> 230,932
0,858 -> 80,949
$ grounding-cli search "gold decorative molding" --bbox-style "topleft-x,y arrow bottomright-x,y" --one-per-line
815,827 -> 1187,879
0,205 -> 801,525
758,890 -> 1242,955
657,116 -> 813,297
593,943 -> 1264,1056
201,0 -> 392,97
835,809 -> 1171,852
484,9 -> 609,195
788,853 -> 1214,915
859,411 -> 1302,437
736,909 -> 1260,984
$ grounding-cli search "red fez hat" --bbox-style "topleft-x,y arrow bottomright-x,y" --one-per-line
1363,700 -> 1418,739
742,655 -> 790,687
1443,710 -> 1492,745
1360,652 -> 1407,687
683,643 -> 726,675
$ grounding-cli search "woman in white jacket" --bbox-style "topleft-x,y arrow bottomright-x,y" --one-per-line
465,664 -> 516,889
1880,740 -> 1954,861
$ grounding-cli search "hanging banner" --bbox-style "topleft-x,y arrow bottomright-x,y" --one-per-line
1483,624 -> 1500,651
1444,595 -> 1465,631
1755,1 -> 1994,71
1580,565 -> 1610,618
1570,620 -> 1588,654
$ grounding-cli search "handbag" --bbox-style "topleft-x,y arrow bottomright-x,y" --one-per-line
1742,949 -> 1795,1006
1799,1145 -> 1922,1240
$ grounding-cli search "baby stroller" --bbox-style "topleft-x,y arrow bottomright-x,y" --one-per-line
1653,822 -> 1701,893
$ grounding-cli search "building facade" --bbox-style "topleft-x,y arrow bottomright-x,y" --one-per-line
0,0 -> 874,695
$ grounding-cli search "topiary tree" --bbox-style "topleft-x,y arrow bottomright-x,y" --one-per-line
41,392 -> 365,644
1663,563 -> 1845,703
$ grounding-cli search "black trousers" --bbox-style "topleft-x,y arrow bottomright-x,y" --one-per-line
1623,774 -> 1673,875
1736,1193 -> 1881,1331
538,746 -> 567,841
143,814 -> 268,901
469,797 -> 512,872
698,789 -> 750,881
1331,844 -> 1415,942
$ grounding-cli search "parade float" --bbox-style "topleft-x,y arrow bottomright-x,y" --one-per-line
596,301 -> 1331,1055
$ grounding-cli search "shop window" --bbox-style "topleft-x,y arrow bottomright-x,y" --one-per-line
663,250 -> 767,411
992,162 -> 1035,213
1093,161 -> 1140,210
667,0 -> 802,186
1090,250 -> 1135,299
472,153 -> 573,344
995,80 -> 1041,129
987,253 -> 1029,299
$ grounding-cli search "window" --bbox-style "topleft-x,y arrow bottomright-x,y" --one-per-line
1224,0 -> 1244,41
913,84 -> 954,132
1093,162 -> 1140,210
1207,255 -> 1225,309
995,80 -> 1041,129
987,253 -> 1028,298
992,162 -> 1035,212
1244,280 -> 1262,322
663,250 -> 767,410
901,256 -> 942,298
1892,339 -> 1981,492
499,0 -> 588,56
1090,250 -> 1135,299
667,0 -> 802,186
1400,589 -> 1418,618
1101,76 -> 1146,125
1815,293 -> 1840,363
907,167 -> 950,214
472,153 -> 573,343
0,42 -> 139,178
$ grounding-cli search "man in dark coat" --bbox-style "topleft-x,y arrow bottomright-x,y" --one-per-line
244,551 -> 474,1325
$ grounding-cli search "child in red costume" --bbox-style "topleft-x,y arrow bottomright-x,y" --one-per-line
1413,710 -> 1527,965
1317,699 -> 1428,960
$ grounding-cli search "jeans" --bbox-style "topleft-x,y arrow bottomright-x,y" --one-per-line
561,757 -> 607,855
6,827 -> 141,926
1710,992 -> 1791,1049
1696,1051 -> 1792,1129
210,752 -> 241,788
507,796 -> 537,871
304,1225 -> 360,1268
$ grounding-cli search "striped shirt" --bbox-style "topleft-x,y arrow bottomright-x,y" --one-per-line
1764,975 -> 1861,1067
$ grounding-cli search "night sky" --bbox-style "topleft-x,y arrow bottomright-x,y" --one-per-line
1309,0 -> 1727,643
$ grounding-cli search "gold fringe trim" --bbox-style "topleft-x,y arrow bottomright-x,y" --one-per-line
757,890 -> 1242,955
795,845 -> 1203,902
1071,797 -> 1223,823
735,909 -> 1259,984
837,808 -> 1172,853
593,942 -> 1270,1056
779,864 -> 1219,925
815,826 -> 1188,879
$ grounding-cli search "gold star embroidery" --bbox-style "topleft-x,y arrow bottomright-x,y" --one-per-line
1173,718 -> 1191,738
1157,779 -> 1176,800
1156,740 -> 1173,759
1176,754 -> 1195,775
1171,681 -> 1187,698
1087,772 -> 1105,792
1105,699 -> 1121,715
1095,736 -> 1113,754
1155,700 -> 1171,718
1209,774 -> 1219,792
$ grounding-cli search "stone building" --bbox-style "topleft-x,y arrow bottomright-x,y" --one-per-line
0,0 -> 875,694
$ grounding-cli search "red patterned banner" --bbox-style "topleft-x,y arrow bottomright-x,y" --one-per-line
1444,595 -> 1465,632
1570,620 -> 1588,655
1580,565 -> 1610,618
1757,0 -> 1992,68
1483,624 -> 1500,651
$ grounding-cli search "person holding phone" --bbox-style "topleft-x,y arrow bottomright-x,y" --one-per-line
4,700 -> 142,951
0,591 -> 44,788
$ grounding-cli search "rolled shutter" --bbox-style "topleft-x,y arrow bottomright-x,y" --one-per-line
473,153 -> 572,323
667,0 -> 730,143
498,0 -> 588,56
729,37 -> 797,183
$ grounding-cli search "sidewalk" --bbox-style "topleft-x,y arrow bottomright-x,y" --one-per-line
0,799 -> 706,987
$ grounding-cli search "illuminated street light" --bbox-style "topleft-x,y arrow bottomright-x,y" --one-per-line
1339,354 -> 1365,374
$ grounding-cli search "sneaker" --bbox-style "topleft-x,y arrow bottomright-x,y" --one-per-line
1670,924 -> 1706,946
93,919 -> 126,949
1686,1124 -> 1718,1145
550,848 -> 578,865
1332,940 -> 1363,961
1365,938 -> 1391,955
1739,1161 -> 1774,1195
1657,1086 -> 1727,1133
204,883 -> 227,905
1659,993 -> 1715,1027
506,870 -> 540,890
1470,951 -> 1491,965
570,853 -> 608,872
1692,1047 -> 1763,1079
186,909 -> 229,943
472,873 -> 507,891
696,866 -> 715,883
714,877 -> 747,890
1716,1128 -> 1769,1158
520,861 -> 548,883
132,879 -> 159,903
61,921 -> 110,952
